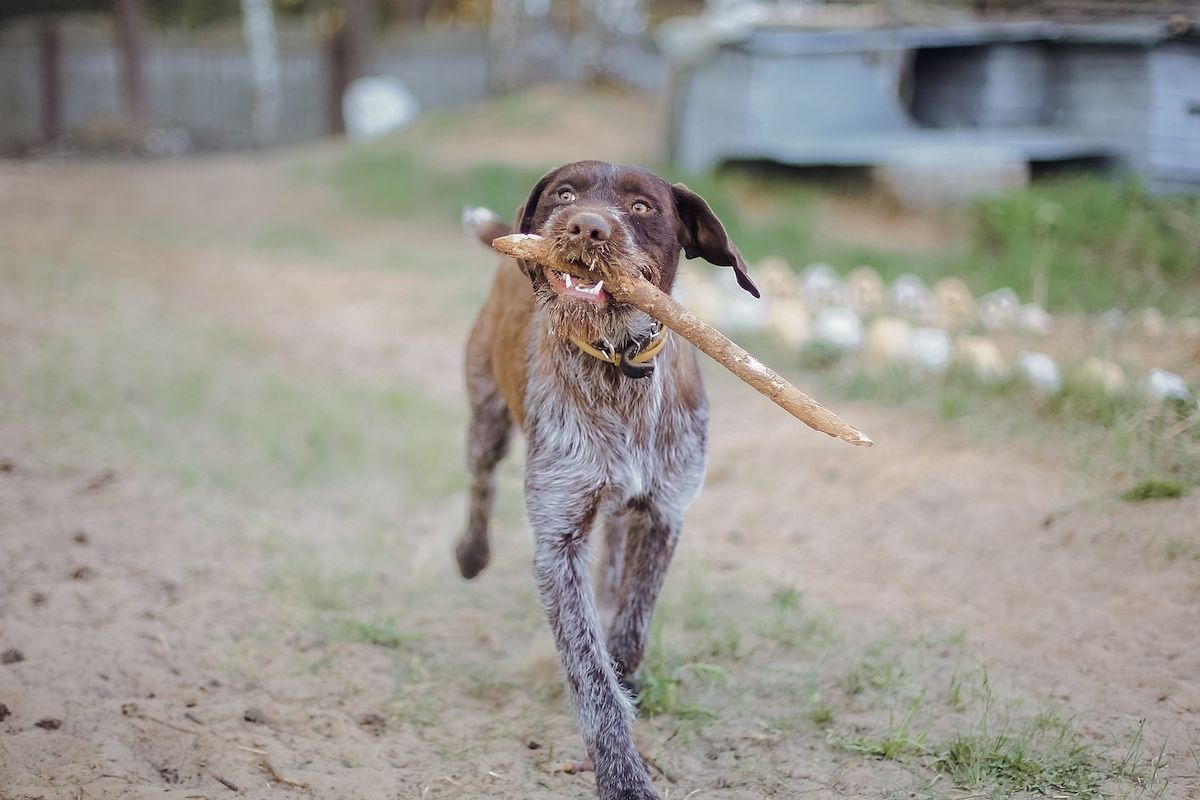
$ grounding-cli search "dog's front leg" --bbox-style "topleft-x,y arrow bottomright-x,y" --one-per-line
527,485 -> 658,800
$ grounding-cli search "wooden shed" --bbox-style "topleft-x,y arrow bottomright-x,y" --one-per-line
666,19 -> 1200,196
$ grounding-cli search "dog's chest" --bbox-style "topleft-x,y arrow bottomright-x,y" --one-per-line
524,346 -> 706,505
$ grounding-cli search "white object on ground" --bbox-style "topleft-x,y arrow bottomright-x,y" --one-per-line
1017,351 -> 1062,394
756,257 -> 798,299
956,335 -> 1010,383
1139,307 -> 1166,339
813,307 -> 863,352
889,273 -> 935,323
978,288 -> 1020,332
1143,369 -> 1194,403
800,263 -> 848,309
932,277 -> 975,329
862,316 -> 912,371
909,327 -> 952,374
343,77 -> 420,141
846,266 -> 885,315
766,298 -> 810,349
1017,303 -> 1054,335
1078,357 -> 1127,396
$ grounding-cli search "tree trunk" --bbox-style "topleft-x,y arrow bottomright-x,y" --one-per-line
37,14 -> 62,143
326,0 -> 371,135
241,0 -> 282,147
113,0 -> 148,122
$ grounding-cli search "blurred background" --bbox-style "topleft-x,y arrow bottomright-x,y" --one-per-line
3,1 -> 1200,797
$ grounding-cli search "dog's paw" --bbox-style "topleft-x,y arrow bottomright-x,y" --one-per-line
455,537 -> 490,579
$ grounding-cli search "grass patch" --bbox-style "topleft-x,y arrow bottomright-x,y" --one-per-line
7,295 -> 465,500
1122,479 -> 1188,502
635,624 -> 724,721
332,618 -> 424,649
333,145 -> 545,224
252,225 -> 338,259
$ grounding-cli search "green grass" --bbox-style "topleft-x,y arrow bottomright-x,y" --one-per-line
1122,478 -> 1189,502
4,285 -> 465,501
333,136 -> 1200,317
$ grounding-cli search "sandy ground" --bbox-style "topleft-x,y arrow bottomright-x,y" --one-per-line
2,90 -> 1199,800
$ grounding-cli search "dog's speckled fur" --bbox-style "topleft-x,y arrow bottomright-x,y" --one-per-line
456,161 -> 757,800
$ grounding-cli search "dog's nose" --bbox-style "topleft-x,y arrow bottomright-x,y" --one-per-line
566,212 -> 611,247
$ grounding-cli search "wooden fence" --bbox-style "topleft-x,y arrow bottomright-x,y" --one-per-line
0,27 -> 488,150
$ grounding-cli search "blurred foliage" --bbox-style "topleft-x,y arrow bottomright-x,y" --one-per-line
970,178 -> 1200,313
334,137 -> 1200,316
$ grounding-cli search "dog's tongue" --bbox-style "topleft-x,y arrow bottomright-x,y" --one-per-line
549,269 -> 609,306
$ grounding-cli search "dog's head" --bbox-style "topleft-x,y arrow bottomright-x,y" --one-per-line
514,161 -> 758,343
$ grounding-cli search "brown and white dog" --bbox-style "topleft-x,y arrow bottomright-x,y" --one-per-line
457,161 -> 759,800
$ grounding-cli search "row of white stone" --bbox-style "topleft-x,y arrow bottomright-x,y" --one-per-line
675,260 -> 1198,405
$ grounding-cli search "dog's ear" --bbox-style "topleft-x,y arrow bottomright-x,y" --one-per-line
671,183 -> 760,298
517,169 -> 561,235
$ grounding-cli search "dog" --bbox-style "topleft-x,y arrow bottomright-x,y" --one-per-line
456,161 -> 759,800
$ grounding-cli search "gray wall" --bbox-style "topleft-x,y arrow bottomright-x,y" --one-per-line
1148,41 -> 1200,192
1048,44 -> 1152,174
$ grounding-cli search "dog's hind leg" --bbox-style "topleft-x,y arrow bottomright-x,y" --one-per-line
456,328 -> 512,580
596,511 -> 628,610
605,504 -> 683,681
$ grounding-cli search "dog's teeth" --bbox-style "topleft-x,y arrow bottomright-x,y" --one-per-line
563,273 -> 574,288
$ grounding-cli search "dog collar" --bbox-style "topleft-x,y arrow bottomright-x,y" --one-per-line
569,321 -> 669,379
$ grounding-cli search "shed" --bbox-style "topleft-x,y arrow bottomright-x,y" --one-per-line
664,18 -> 1200,196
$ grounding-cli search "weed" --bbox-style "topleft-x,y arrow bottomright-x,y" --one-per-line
1122,479 -> 1188,502
836,690 -> 929,760
809,692 -> 835,727
759,586 -> 836,649
1163,536 -> 1197,561
332,618 -> 423,649
635,626 -> 723,721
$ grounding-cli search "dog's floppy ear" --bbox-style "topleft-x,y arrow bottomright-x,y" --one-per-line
517,169 -> 560,235
672,183 -> 760,298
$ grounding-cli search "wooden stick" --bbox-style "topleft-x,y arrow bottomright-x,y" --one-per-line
492,234 -> 872,447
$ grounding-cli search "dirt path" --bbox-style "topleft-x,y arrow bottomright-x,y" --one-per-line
1,96 -> 1198,800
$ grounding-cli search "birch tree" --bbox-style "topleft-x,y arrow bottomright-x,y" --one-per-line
241,0 -> 282,146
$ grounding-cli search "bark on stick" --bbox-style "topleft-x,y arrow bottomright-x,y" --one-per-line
492,234 -> 873,447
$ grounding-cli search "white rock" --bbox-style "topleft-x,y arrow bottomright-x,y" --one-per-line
800,263 -> 848,309
766,298 -> 810,349
909,327 -> 953,374
1078,357 -> 1127,396
716,268 -> 767,330
1143,369 -> 1194,404
813,307 -> 863,352
956,335 -> 1010,383
978,288 -> 1020,332
756,257 -> 798,299
1017,351 -> 1062,394
862,316 -> 912,371
1017,303 -> 1054,335
846,266 -> 885,315
1100,308 -> 1125,331
889,273 -> 936,323
1139,307 -> 1166,339
932,277 -> 975,329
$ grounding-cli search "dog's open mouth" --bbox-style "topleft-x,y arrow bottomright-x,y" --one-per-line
546,267 -> 609,307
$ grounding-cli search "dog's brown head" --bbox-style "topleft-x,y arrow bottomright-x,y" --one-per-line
514,160 -> 758,343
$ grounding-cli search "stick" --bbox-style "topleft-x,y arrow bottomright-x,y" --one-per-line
492,234 -> 872,447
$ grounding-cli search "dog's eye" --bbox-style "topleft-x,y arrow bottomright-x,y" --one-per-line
558,189 -> 575,202
631,201 -> 650,214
